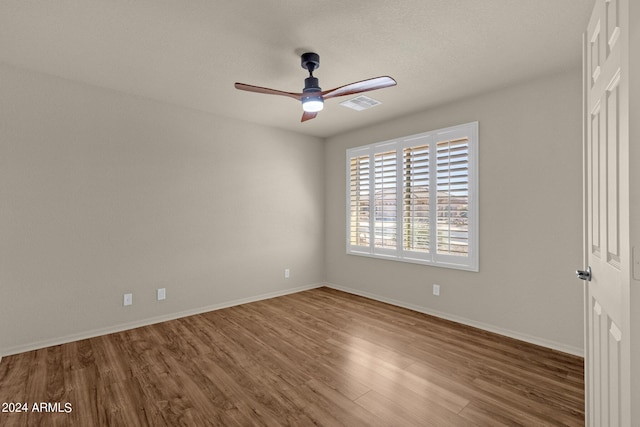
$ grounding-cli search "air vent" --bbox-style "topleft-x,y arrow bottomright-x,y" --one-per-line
340,95 -> 382,111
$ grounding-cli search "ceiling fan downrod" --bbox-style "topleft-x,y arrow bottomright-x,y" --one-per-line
301,52 -> 321,92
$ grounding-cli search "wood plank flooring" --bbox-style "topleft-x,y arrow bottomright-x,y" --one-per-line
0,287 -> 584,426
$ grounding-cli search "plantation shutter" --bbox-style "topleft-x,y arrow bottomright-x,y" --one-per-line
346,122 -> 477,271
349,154 -> 371,249
402,144 -> 430,253
373,150 -> 397,252
435,137 -> 470,257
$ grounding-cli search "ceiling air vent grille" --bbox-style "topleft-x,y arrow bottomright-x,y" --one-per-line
340,95 -> 382,111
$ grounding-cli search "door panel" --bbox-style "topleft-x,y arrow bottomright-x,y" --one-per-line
583,0 -> 631,425
605,72 -> 620,266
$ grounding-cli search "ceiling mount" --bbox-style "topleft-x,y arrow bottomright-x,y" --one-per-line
301,52 -> 320,74
234,52 -> 397,122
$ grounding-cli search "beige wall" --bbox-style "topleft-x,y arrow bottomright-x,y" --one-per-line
324,69 -> 585,354
0,63 -> 585,357
0,64 -> 325,355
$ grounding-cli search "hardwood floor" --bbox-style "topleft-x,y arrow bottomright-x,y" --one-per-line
0,287 -> 584,426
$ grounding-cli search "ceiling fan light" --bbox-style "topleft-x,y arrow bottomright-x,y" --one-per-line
302,97 -> 324,112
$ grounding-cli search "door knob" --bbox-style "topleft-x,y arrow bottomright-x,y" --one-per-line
576,266 -> 592,281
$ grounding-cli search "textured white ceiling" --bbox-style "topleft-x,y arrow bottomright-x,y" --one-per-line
0,0 -> 593,138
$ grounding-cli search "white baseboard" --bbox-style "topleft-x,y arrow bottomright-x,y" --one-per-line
1,283 -> 323,358
325,282 -> 584,357
2,282 -> 583,359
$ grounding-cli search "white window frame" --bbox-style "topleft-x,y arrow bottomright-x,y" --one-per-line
346,122 -> 479,271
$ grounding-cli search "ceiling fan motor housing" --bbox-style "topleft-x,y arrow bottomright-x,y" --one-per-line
304,76 -> 321,92
302,76 -> 323,112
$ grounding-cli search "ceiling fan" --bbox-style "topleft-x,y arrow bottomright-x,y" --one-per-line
234,52 -> 397,122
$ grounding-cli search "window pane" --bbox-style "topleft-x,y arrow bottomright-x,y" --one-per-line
374,151 -> 397,249
403,144 -> 430,252
349,155 -> 370,246
436,137 -> 469,256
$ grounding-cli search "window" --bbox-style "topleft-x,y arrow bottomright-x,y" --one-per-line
346,122 -> 478,271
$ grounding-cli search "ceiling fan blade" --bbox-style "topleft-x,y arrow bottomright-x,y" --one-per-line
234,83 -> 302,100
301,111 -> 318,122
322,76 -> 397,100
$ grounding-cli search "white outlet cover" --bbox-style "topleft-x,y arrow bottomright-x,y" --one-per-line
124,293 -> 133,306
157,288 -> 166,301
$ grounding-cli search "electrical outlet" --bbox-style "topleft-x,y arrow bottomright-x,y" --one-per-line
433,284 -> 440,296
157,288 -> 166,301
284,268 -> 290,279
123,293 -> 133,306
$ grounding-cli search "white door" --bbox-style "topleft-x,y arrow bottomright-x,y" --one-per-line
582,0 -> 638,425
